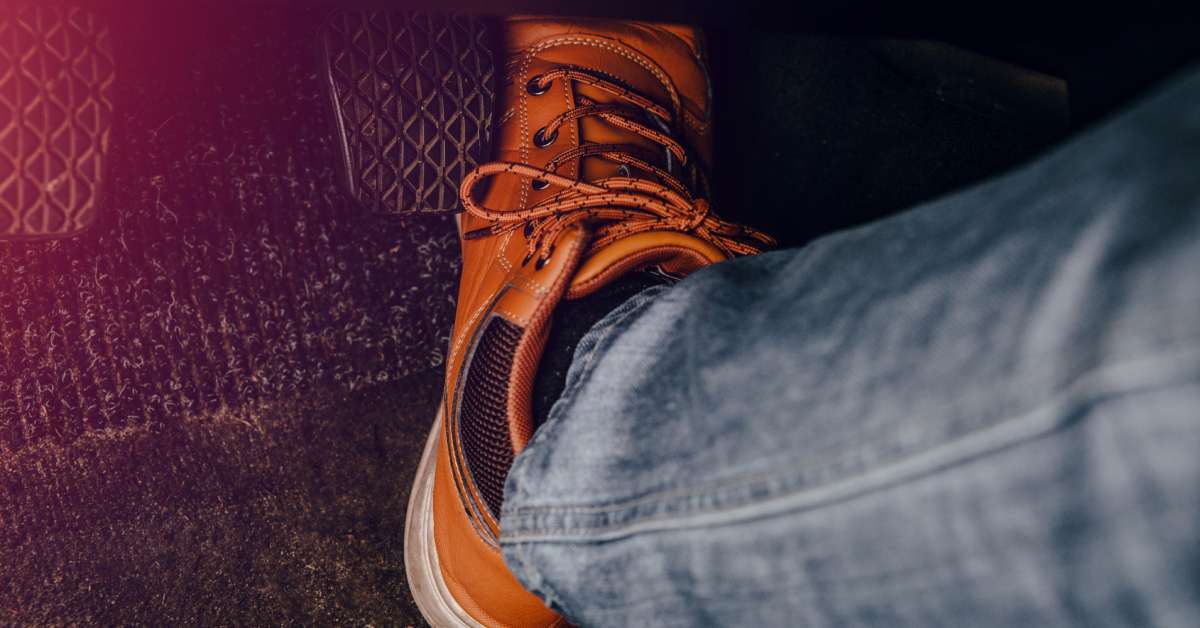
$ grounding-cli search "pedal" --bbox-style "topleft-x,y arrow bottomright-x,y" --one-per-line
0,3 -> 115,239
320,12 -> 496,214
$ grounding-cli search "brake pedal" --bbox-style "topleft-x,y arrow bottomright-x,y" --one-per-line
320,11 -> 496,215
0,3 -> 114,239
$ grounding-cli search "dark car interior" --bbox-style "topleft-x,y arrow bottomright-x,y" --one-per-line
2,0 -> 1197,623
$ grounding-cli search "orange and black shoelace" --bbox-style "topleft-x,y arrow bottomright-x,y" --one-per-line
460,66 -> 776,266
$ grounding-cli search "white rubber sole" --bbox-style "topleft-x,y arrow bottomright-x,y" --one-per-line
404,409 -> 488,628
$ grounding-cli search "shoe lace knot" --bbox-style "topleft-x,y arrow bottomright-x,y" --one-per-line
459,65 -> 775,265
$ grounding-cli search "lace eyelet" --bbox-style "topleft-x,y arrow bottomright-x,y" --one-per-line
533,126 -> 558,149
526,75 -> 551,96
533,245 -> 555,270
523,222 -> 535,237
521,251 -> 533,267
616,164 -> 632,177
531,179 -> 549,191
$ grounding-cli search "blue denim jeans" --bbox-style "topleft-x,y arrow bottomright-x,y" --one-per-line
499,65 -> 1200,627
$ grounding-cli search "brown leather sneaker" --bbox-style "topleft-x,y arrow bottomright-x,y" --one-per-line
403,17 -> 774,627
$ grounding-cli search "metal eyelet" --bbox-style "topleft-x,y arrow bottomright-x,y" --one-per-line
523,222 -> 535,237
531,179 -> 549,191
616,164 -> 632,177
533,126 -> 558,149
521,251 -> 533,267
533,245 -> 555,271
526,75 -> 551,96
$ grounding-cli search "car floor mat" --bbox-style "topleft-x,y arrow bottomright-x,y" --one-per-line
320,11 -> 496,214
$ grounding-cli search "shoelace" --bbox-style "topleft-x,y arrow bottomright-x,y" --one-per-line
459,65 -> 776,267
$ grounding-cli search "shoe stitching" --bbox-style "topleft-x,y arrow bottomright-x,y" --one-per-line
493,304 -> 529,327
510,274 -> 551,297
515,51 -> 535,213
495,230 -> 514,272
527,35 -> 709,133
558,68 -> 579,181
448,274 -> 504,380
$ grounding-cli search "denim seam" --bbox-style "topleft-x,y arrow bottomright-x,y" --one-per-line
509,329 -> 1200,516
502,344 -> 1200,541
507,539 -> 571,616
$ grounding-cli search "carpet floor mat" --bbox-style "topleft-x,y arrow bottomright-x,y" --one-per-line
0,3 -> 453,624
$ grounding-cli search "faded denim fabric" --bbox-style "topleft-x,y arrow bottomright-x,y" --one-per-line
500,65 -> 1200,627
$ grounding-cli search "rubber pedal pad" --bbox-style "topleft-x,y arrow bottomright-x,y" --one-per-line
0,3 -> 115,240
320,11 -> 497,214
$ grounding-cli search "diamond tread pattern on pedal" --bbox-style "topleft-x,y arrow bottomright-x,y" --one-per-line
322,12 -> 496,214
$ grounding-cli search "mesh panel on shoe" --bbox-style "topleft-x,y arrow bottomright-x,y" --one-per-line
458,315 -> 523,518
